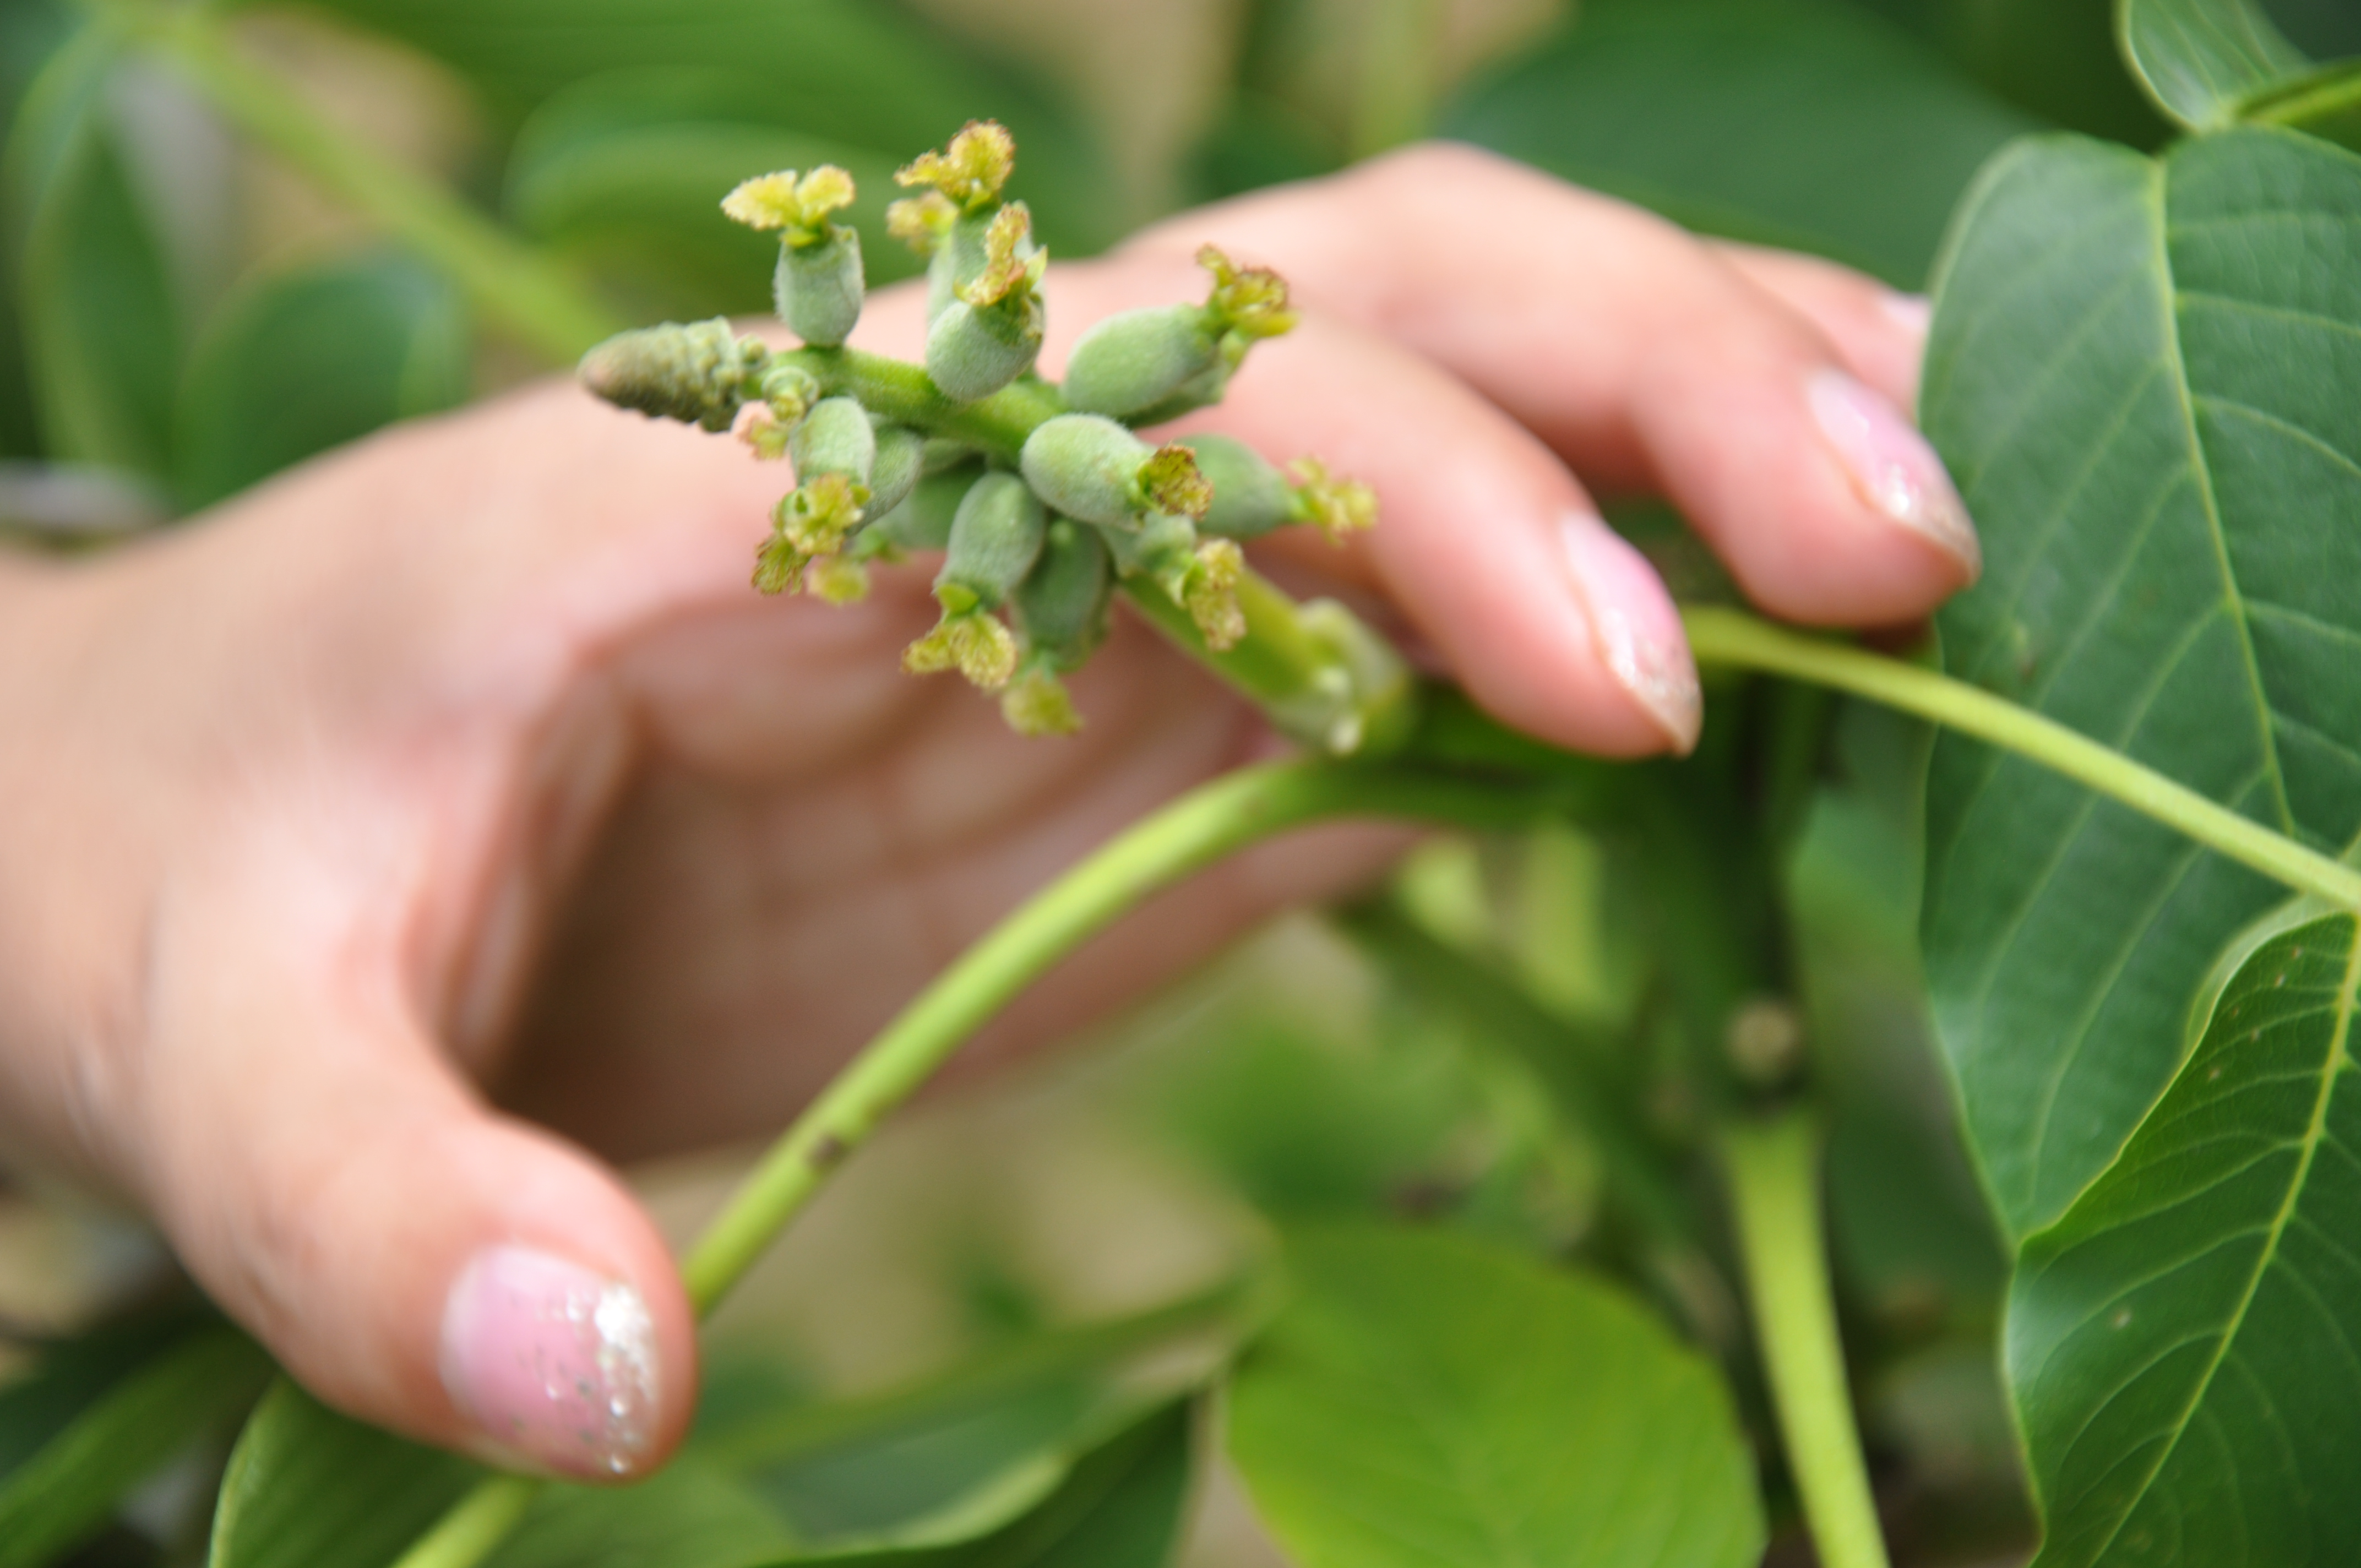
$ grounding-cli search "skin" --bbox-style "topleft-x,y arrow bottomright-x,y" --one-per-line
0,145 -> 1967,1471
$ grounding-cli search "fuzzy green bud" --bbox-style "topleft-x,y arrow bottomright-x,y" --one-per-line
1019,415 -> 1151,528
732,362 -> 824,459
776,228 -> 864,347
923,205 -> 1046,402
788,397 -> 876,485
937,472 -> 1047,613
722,166 -> 856,238
888,190 -> 958,258
926,297 -> 1043,403
1182,434 -> 1291,538
866,426 -> 927,521
1060,304 -> 1221,420
1198,245 -> 1297,341
1102,508 -> 1199,591
856,462 -> 981,560
579,319 -> 764,432
1012,516 -> 1113,671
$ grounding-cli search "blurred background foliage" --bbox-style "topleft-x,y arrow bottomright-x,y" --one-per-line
4,1 -> 2355,1564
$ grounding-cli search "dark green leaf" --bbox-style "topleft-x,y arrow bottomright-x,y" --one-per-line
0,0 -> 77,458
0,1319 -> 270,1568
2119,0 -> 2311,129
7,39 -> 179,478
1227,1226 -> 1762,1568
502,71 -> 915,323
775,1398 -> 1197,1568
209,1379 -> 485,1568
482,1458 -> 795,1568
1919,127 -> 2361,1239
2010,907 -> 2361,1567
174,249 -> 469,510
1443,0 -> 2041,287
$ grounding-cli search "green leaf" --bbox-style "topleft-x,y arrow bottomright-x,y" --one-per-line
0,1316 -> 270,1568
6,37 -> 179,478
1919,127 -> 2361,1239
2009,906 -> 2361,1567
174,249 -> 469,510
2118,0 -> 2311,129
209,1379 -> 486,1568
1442,0 -> 2041,287
1226,1226 -> 1763,1568
775,1397 -> 1197,1568
482,1458 -> 796,1568
502,71 -> 915,323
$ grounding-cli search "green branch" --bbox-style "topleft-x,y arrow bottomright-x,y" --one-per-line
104,2 -> 622,362
393,759 -> 1550,1568
1683,607 -> 2361,910
1722,1109 -> 1890,1568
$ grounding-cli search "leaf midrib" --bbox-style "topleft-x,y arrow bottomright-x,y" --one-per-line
2080,920 -> 2361,1562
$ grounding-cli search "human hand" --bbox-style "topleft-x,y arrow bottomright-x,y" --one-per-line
0,144 -> 1970,1481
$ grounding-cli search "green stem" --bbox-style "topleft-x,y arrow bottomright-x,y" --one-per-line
1683,607 -> 2361,910
385,1476 -> 538,1568
392,760 -> 1547,1568
2242,62 -> 2361,136
680,757 -> 1534,1309
105,2 -> 622,362
1722,1108 -> 1890,1568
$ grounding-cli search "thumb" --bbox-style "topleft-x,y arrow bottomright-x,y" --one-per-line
134,891 -> 695,1480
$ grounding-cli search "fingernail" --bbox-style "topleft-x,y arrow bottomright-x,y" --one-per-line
1807,369 -> 1981,581
1559,513 -> 1701,754
440,1246 -> 660,1478
1878,290 -> 1933,344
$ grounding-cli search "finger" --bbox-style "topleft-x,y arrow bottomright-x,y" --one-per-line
1125,143 -> 1979,625
1040,260 -> 1699,756
134,843 -> 695,1479
1713,242 -> 1929,413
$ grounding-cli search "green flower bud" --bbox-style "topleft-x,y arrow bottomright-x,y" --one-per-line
807,554 -> 871,604
937,472 -> 1047,612
923,205 -> 1046,401
1000,664 -> 1081,736
788,397 -> 876,484
866,426 -> 927,521
1181,538 -> 1247,650
1059,304 -> 1221,420
1012,516 -> 1112,671
888,190 -> 958,258
922,438 -> 978,473
579,319 -> 764,431
1287,457 -> 1378,542
1198,244 -> 1297,341
902,611 -> 1019,690
1019,415 -> 1150,528
776,227 -> 864,347
856,461 -> 981,560
753,534 -> 808,596
926,296 -> 1043,403
1102,508 -> 1198,592
732,362 -> 824,460
774,470 -> 871,558
1181,434 -> 1291,538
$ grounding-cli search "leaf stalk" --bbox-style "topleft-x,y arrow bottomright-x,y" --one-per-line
1722,1108 -> 1891,1568
1683,607 -> 2361,910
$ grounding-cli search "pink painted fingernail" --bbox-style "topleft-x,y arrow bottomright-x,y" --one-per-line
440,1246 -> 660,1477
1559,513 -> 1701,754
1807,368 -> 1981,581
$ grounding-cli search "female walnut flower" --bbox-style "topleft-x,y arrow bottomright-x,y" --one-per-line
579,122 -> 1391,744
894,121 -> 1016,211
722,167 -> 865,348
